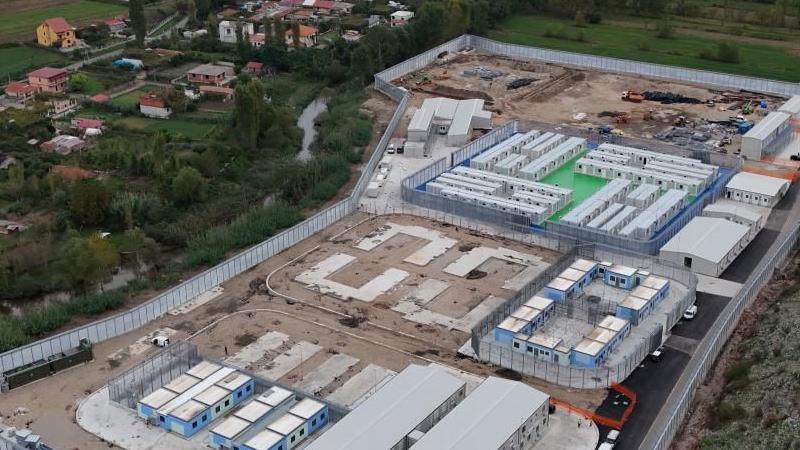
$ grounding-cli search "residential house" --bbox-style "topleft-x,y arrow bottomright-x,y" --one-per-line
390,10 -> 414,27
41,135 -> 85,155
139,92 -> 172,119
218,20 -> 254,44
71,118 -> 105,132
248,32 -> 266,47
105,18 -> 127,33
187,64 -> 234,86
47,97 -> 79,118
333,2 -> 354,15
36,18 -> 76,48
28,67 -> 69,93
285,24 -> 318,48
4,82 -> 37,103
342,30 -> 361,42
244,61 -> 266,75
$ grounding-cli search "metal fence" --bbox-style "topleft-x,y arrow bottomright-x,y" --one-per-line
469,242 -> 697,389
107,341 -> 201,409
641,220 -> 800,450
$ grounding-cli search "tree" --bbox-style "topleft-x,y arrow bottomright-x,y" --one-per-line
68,72 -> 90,92
187,0 -> 198,28
207,13 -> 219,38
121,228 -> 157,274
233,78 -> 266,150
196,0 -> 211,20
5,161 -> 24,200
291,21 -> 301,48
62,235 -> 119,292
70,180 -> 111,226
236,21 -> 251,60
273,17 -> 286,44
172,166 -> 207,205
130,0 -> 146,47
263,14 -> 272,39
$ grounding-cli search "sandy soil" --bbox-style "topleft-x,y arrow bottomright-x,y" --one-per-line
0,213 -> 603,450
396,51 -> 785,146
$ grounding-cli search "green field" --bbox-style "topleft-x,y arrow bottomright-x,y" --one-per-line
110,84 -> 162,107
489,15 -> 800,82
114,116 -> 213,139
0,46 -> 68,79
0,0 -> 126,42
540,152 -> 608,221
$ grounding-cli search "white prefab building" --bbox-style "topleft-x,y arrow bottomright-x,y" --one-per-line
725,171 -> 790,208
410,377 -> 550,450
619,189 -> 688,239
660,216 -> 751,276
778,95 -> 800,116
702,203 -> 764,239
218,21 -> 254,44
305,365 -> 466,450
407,97 -> 492,146
741,111 -> 792,159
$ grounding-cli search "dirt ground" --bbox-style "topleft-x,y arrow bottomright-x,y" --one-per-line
396,51 -> 785,146
0,213 -> 603,450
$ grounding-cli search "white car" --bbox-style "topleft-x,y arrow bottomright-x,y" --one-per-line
151,336 -> 170,347
606,430 -> 620,444
683,305 -> 698,320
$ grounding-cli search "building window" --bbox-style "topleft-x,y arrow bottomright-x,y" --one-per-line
216,406 -> 220,413
225,400 -> 230,407
193,421 -> 198,428
202,414 -> 208,422
300,429 -> 305,436
246,385 -> 252,392
513,341 -> 520,348
312,419 -> 317,426
159,416 -> 165,422
321,413 -> 326,420
237,391 -> 242,398
291,436 -> 296,443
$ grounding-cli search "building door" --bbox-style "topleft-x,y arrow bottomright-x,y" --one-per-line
684,257 -> 693,268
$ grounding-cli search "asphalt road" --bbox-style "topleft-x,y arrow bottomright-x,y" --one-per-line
593,293 -> 730,450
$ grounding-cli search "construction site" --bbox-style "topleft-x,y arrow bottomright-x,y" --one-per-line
396,51 -> 790,157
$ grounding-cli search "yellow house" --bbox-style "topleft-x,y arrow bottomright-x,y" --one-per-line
37,18 -> 76,48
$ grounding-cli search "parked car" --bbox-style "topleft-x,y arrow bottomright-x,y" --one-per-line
605,430 -> 620,445
649,347 -> 664,362
152,335 -> 170,347
683,305 -> 698,320
598,442 -> 615,450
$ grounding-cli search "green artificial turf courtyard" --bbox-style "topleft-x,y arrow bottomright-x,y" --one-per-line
540,152 -> 608,221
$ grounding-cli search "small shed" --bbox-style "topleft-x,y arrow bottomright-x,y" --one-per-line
660,216 -> 750,276
725,171 -> 789,208
600,262 -> 637,289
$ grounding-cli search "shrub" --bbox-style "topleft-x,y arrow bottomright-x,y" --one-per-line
724,359 -> 753,383
638,41 -> 651,52
717,401 -> 746,423
700,42 -> 741,64
656,21 -> 674,39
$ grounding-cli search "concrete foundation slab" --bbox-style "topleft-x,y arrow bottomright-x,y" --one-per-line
503,265 -> 547,291
393,294 -> 505,333
429,363 -> 485,395
168,286 -> 224,316
257,341 -> 322,381
444,246 -> 545,278
405,279 -> 450,305
294,354 -> 360,395
354,222 -> 457,266
537,406 -> 599,450
295,253 -> 410,302
326,363 -> 396,408
76,387 -> 207,450
695,274 -> 742,297
225,331 -> 290,369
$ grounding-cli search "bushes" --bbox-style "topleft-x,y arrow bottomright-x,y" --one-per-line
0,291 -> 126,352
700,42 -> 741,64
184,202 -> 303,267
543,25 -> 587,42
716,401 -> 746,423
656,21 -> 674,39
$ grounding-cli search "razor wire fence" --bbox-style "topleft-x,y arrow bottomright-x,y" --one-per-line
641,220 -> 800,450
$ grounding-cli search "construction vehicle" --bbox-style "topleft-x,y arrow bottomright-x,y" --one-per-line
621,90 -> 644,103
742,100 -> 754,115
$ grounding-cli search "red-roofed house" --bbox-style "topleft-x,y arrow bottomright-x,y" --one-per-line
105,18 -> 127,33
41,135 -> 85,155
139,92 -> 172,119
71,118 -> 105,132
285,24 -> 318,48
249,33 -> 266,47
36,18 -> 76,48
244,61 -> 265,75
4,82 -> 37,103
28,67 -> 69,93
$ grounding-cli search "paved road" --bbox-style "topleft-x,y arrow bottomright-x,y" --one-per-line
595,291 -> 732,450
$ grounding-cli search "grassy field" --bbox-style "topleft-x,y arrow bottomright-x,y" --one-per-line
0,0 -> 126,43
488,15 -> 800,82
115,116 -> 213,139
0,46 -> 68,80
110,84 -> 162,107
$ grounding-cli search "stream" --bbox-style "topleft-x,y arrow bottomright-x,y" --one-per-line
296,97 -> 328,162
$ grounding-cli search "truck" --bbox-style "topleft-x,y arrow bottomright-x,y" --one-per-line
621,90 -> 644,103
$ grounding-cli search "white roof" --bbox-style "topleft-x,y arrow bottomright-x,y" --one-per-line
235,400 -> 273,423
573,339 -> 605,357
496,316 -> 529,333
546,277 -> 575,292
525,296 -> 554,311
194,385 -> 231,406
725,171 -> 789,197
139,388 -> 178,409
606,264 -> 637,277
630,285 -> 658,301
587,327 -> 617,344
703,202 -> 763,223
779,95 -> 800,115
187,361 -> 222,379
527,333 -> 561,349
408,106 -> 434,132
158,366 -> 235,416
170,399 -> 208,422
744,111 -> 790,141
258,386 -> 294,407
598,315 -> 628,332
618,295 -> 648,311
305,365 -> 465,450
660,216 -> 749,264
411,377 -> 549,450
559,267 -> 587,281
640,276 -> 669,291
510,305 -> 542,323
216,372 -> 251,391
212,416 -> 251,439
289,398 -> 325,419
244,429 -> 284,450
163,374 -> 201,394
267,413 -> 305,435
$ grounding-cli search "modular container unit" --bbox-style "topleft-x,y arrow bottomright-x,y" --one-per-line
438,187 -> 548,222
644,161 -> 714,184
437,173 -> 503,195
450,166 -> 572,201
585,203 -> 625,229
570,316 -> 630,368
288,398 -> 329,434
519,133 -> 568,159
625,183 -> 659,209
560,179 -> 631,226
600,205 -> 639,234
741,111 -> 792,159
267,413 -> 308,450
518,137 -> 586,181
511,191 -> 562,214
408,106 -> 435,142
469,140 -> 515,171
427,177 -> 499,197
493,153 -> 529,177
659,216 -> 751,276
575,158 -> 706,195
194,385 -> 234,422
596,143 -> 718,174
156,366 -> 236,437
241,429 -> 286,450
138,388 -> 178,420
599,262 -> 638,289
725,171 -> 790,208
619,189 -> 688,239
